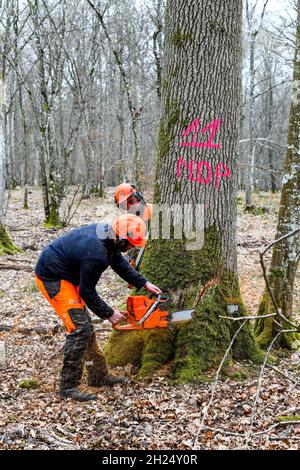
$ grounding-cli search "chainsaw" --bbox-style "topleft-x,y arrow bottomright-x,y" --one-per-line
113,293 -> 195,331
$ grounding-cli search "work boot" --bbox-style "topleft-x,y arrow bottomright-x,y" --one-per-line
60,387 -> 97,402
101,374 -> 127,386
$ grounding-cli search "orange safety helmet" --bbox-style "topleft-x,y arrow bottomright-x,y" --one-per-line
111,214 -> 147,248
114,183 -> 145,208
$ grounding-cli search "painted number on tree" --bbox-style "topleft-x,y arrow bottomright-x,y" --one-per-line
176,117 -> 231,189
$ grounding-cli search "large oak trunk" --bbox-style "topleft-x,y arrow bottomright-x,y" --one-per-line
104,0 -> 262,381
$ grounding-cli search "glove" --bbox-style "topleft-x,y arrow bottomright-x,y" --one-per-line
144,281 -> 162,296
108,309 -> 126,325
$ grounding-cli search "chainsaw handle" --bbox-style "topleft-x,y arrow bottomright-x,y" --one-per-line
147,293 -> 162,303
147,292 -> 169,303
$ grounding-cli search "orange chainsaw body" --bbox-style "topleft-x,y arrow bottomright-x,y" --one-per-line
113,295 -> 169,331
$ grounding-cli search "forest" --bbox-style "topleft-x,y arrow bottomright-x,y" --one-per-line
0,0 -> 299,454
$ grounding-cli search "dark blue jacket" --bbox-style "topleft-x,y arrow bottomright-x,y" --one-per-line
35,223 -> 148,319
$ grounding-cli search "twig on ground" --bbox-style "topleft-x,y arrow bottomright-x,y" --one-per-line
259,228 -> 300,331
193,319 -> 248,450
253,420 -> 300,437
266,364 -> 299,385
244,328 -> 297,448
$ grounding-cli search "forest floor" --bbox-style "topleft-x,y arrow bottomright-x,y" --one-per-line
0,187 -> 299,450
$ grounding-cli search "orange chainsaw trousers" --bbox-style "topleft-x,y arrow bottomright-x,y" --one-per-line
35,274 -> 85,333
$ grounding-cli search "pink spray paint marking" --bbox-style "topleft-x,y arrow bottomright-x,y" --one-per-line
191,161 -> 213,184
175,118 -> 231,189
179,118 -> 222,149
176,158 -> 231,189
215,162 -> 231,189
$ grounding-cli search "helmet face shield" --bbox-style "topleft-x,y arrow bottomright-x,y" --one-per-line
114,184 -> 145,212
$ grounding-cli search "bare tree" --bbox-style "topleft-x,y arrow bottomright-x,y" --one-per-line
245,0 -> 269,206
0,19 -> 19,254
255,0 -> 300,349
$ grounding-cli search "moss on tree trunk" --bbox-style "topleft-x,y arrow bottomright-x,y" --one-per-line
105,229 -> 263,381
44,205 -> 62,228
255,285 -> 300,350
0,223 -> 20,255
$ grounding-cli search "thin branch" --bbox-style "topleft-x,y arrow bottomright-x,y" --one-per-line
259,228 -> 300,331
254,79 -> 290,99
253,420 -> 300,437
219,313 -> 276,321
244,328 -> 297,448
193,320 -> 248,450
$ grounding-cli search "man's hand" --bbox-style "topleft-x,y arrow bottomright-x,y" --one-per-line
108,309 -> 126,325
144,281 -> 162,296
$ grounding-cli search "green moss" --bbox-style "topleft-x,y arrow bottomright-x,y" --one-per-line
277,415 -> 300,422
0,223 -> 21,255
104,328 -> 175,378
255,291 -> 270,339
156,99 -> 180,184
89,438 -> 104,450
175,292 -> 231,382
172,28 -> 193,46
19,378 -> 39,389
283,332 -> 300,350
139,329 -> 175,377
104,330 -> 145,368
105,225 -> 262,380
141,239 -> 196,291
153,183 -> 161,204
28,282 -> 39,293
174,181 -> 181,193
182,117 -> 190,128
207,20 -> 226,33
244,205 -> 268,215
270,267 -> 285,279
44,206 -> 62,228
171,65 -> 180,78
255,289 -> 300,350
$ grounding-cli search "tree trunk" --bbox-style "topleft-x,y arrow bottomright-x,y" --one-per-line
0,71 -> 19,254
267,85 -> 277,192
104,0 -> 262,381
245,31 -> 255,206
255,1 -> 300,349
